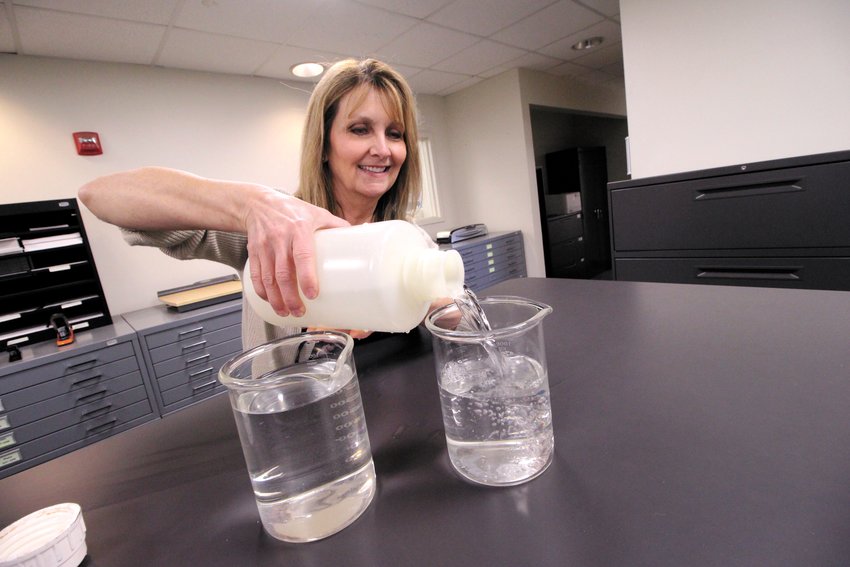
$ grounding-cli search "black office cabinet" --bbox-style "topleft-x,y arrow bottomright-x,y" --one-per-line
543,147 -> 610,277
546,212 -> 585,278
608,150 -> 850,291
0,199 -> 112,350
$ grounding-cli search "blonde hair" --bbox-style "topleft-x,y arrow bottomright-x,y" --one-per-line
295,58 -> 421,222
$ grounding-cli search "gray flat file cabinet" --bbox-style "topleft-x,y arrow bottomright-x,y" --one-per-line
442,231 -> 527,292
122,300 -> 242,415
0,317 -> 157,479
608,150 -> 850,291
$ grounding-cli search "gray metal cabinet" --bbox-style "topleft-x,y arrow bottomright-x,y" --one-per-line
608,150 -> 850,291
122,301 -> 242,415
0,318 -> 156,479
442,231 -> 527,292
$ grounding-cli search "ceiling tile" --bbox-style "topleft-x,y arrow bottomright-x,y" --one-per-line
538,19 -> 621,60
374,22 -> 480,68
287,2 -> 417,56
15,7 -> 165,63
157,28 -> 278,75
547,59 -> 591,77
426,0 -> 552,37
490,0 -> 603,50
479,51 -> 561,78
569,41 -> 622,69
386,63 -> 426,82
439,75 -> 483,95
175,0 -> 322,43
431,39 -> 526,75
254,45 -> 347,79
1,4 -> 16,53
574,0 -> 620,18
354,0 -> 454,19
405,68 -> 472,95
13,0 -> 178,25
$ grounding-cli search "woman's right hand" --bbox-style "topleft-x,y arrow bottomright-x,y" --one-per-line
243,189 -> 349,318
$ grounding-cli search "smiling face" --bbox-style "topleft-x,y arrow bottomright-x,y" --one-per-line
326,85 -> 408,221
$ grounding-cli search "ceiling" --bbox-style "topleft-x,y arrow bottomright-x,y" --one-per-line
0,0 -> 624,96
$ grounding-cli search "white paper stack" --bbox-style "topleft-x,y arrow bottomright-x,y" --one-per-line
0,238 -> 22,256
21,233 -> 83,252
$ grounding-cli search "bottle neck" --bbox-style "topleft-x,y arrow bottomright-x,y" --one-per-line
402,249 -> 465,302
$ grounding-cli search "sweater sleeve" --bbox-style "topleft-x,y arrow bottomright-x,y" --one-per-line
121,228 -> 249,271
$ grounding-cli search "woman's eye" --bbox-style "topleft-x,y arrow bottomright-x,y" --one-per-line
350,126 -> 368,135
388,130 -> 404,140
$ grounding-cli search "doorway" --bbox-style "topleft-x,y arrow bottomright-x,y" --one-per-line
530,106 -> 628,279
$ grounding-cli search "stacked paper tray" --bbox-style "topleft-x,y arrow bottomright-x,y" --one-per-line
157,276 -> 242,312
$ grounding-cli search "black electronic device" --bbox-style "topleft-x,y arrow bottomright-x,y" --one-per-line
49,313 -> 75,346
436,224 -> 489,244
7,346 -> 21,362
450,224 -> 488,243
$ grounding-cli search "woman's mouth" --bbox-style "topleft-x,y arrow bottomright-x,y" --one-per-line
359,165 -> 390,173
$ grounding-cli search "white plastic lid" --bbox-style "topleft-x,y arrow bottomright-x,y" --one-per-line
0,503 -> 87,567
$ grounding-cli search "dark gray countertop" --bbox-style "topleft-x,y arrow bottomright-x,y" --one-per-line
3,277 -> 850,566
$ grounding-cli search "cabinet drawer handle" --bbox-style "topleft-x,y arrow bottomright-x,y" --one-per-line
81,404 -> 113,419
67,359 -> 98,370
189,366 -> 214,378
191,380 -> 217,392
87,419 -> 118,434
71,373 -> 103,387
696,266 -> 802,281
76,389 -> 108,403
181,340 -> 207,351
186,353 -> 211,364
694,179 -> 804,201
178,326 -> 204,337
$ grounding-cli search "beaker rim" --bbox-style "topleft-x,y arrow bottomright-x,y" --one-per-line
218,330 -> 353,390
425,294 -> 552,341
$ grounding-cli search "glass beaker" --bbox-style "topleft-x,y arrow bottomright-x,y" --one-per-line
425,296 -> 554,487
218,331 -> 375,542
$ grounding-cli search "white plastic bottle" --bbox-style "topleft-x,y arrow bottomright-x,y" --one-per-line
243,220 -> 465,333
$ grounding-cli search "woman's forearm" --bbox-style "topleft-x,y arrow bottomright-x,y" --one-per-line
78,166 -> 272,232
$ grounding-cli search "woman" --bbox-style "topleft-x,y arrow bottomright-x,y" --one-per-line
79,58 -> 429,348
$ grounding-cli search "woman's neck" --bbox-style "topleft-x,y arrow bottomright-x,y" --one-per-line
335,194 -> 379,225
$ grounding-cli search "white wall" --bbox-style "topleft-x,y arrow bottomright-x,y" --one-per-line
621,0 -> 850,178
444,67 -> 626,276
2,54 -> 626,312
0,55 -> 457,314
445,69 -> 531,259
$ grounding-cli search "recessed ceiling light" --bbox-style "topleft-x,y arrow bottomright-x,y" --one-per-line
572,36 -> 604,51
290,62 -> 325,78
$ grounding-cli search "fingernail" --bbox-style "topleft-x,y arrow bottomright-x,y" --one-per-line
304,288 -> 317,300
292,307 -> 305,317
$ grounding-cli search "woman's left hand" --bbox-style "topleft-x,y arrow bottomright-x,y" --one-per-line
307,327 -> 373,340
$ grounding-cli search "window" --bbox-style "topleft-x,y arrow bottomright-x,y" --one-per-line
413,138 -> 442,224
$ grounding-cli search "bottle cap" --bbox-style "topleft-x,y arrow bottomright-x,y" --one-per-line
0,503 -> 87,567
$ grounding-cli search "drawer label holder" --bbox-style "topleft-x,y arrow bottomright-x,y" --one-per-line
0,448 -> 22,469
0,432 -> 16,450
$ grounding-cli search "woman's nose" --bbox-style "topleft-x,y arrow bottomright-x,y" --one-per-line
370,134 -> 390,157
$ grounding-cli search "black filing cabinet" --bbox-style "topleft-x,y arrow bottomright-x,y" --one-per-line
608,150 -> 850,291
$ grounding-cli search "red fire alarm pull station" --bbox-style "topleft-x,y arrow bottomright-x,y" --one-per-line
73,131 -> 103,155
